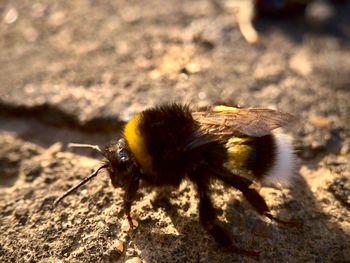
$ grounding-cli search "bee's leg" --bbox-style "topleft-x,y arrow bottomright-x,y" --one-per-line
194,176 -> 259,259
214,168 -> 302,227
123,175 -> 140,229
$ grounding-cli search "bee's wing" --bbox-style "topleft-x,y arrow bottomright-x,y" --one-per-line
192,108 -> 295,137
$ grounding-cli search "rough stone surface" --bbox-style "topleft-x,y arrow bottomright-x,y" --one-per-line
0,1 -> 350,263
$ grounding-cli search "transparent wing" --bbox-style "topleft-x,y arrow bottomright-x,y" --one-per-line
192,108 -> 295,137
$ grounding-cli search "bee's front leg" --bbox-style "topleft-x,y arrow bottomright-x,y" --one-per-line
123,175 -> 140,229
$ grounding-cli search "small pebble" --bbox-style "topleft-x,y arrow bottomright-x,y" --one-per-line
115,240 -> 124,253
96,185 -> 104,192
125,257 -> 141,263
305,0 -> 335,26
310,116 -> 330,128
3,6 -> 18,24
121,219 -> 138,231
186,62 -> 200,73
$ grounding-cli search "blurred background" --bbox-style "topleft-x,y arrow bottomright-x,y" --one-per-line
1,0 -> 349,139
0,0 -> 349,262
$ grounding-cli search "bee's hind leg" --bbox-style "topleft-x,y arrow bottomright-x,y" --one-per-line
213,168 -> 302,227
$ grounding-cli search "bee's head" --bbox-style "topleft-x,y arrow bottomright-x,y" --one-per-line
53,139 -> 135,206
104,138 -> 135,188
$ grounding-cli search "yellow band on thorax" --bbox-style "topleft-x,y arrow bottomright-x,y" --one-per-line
124,113 -> 153,174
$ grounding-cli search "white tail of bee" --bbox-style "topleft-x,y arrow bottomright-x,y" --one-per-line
263,133 -> 296,186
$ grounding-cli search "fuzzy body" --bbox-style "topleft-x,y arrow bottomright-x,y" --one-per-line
103,103 -> 297,256
123,104 -> 227,186
122,104 -> 290,186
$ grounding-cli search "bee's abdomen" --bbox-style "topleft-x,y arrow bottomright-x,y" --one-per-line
225,135 -> 276,178
225,133 -> 295,185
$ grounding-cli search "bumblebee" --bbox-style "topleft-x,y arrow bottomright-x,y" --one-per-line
54,103 -> 300,258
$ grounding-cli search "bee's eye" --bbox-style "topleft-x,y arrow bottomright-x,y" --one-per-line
117,147 -> 129,163
116,138 -> 130,163
118,149 -> 129,162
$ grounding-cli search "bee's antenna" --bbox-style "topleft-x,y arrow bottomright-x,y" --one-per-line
68,143 -> 104,157
53,164 -> 108,206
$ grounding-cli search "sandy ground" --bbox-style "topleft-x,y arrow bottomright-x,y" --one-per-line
0,0 -> 350,262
